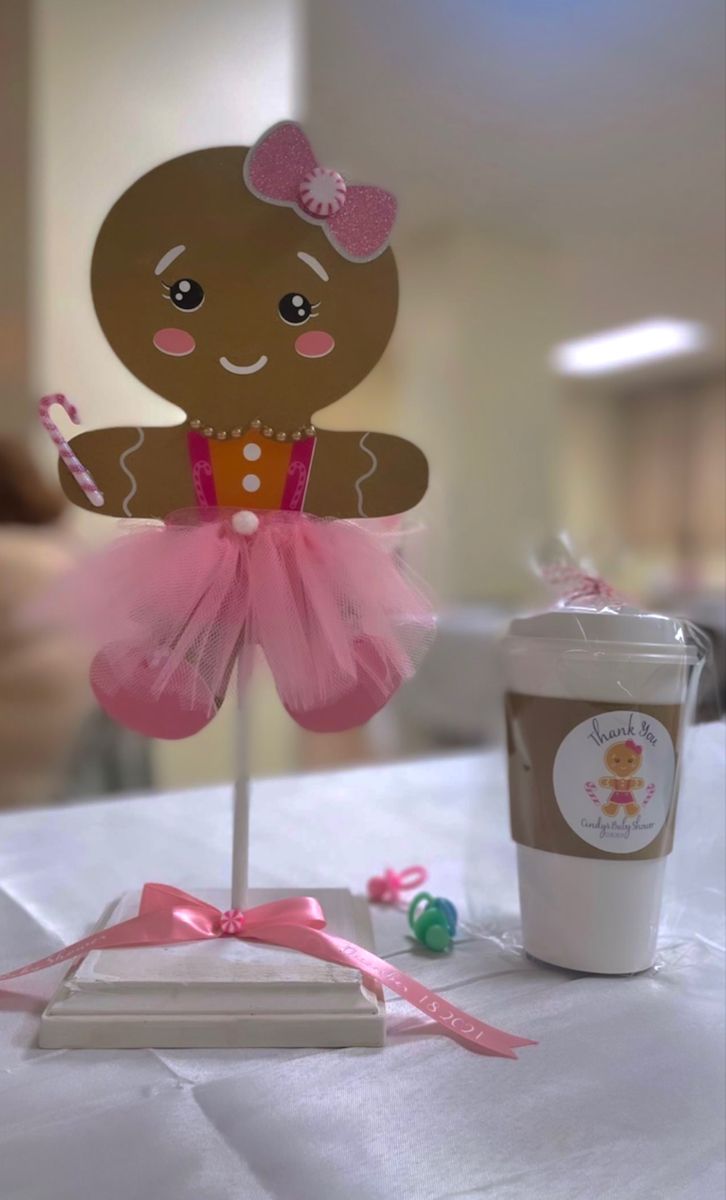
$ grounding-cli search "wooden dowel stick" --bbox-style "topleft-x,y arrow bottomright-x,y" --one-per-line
230,658 -> 250,909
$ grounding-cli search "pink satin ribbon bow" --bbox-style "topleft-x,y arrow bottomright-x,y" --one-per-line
244,121 -> 397,262
0,883 -> 534,1059
367,865 -> 428,905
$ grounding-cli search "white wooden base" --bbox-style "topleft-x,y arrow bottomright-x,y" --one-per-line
39,888 -> 384,1049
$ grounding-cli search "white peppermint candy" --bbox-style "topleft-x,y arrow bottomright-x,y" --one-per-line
298,167 -> 347,218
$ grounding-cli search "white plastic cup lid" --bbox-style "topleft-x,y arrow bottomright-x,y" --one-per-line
506,607 -> 699,657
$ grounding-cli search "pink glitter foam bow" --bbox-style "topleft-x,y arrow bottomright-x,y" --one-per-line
0,883 -> 535,1059
624,740 -> 642,754
244,121 -> 397,263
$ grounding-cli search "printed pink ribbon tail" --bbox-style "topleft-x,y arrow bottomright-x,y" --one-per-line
0,884 -> 535,1059
244,121 -> 397,263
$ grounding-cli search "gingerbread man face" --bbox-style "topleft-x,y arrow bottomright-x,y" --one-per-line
605,742 -> 642,778
91,146 -> 398,432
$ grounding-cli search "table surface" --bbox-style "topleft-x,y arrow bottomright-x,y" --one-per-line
1,724 -> 724,1200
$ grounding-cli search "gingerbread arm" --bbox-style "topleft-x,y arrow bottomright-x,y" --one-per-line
304,430 -> 428,519
58,426 -> 194,519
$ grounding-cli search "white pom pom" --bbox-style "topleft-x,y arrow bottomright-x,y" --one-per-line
232,510 -> 260,536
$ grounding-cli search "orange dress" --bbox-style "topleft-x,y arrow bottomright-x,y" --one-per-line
187,429 -> 316,511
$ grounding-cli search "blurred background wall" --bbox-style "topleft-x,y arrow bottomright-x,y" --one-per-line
1,0 -> 724,800
0,0 -> 30,441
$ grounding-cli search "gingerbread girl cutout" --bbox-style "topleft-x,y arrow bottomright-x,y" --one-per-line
40,124 -> 433,739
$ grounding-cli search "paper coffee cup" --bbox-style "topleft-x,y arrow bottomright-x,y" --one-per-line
501,609 -> 702,974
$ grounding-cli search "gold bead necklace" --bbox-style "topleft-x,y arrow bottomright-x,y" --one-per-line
188,417 -> 317,444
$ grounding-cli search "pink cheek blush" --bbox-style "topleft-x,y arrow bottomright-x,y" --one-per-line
294,330 -> 335,358
153,328 -> 196,357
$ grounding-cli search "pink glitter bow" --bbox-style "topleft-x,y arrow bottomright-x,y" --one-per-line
244,121 -> 397,263
624,740 -> 642,754
0,884 -> 535,1059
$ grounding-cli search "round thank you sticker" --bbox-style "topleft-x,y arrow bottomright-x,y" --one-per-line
552,710 -> 676,854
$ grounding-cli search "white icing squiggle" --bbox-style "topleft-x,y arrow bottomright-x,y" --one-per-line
119,428 -> 145,516
354,433 -> 379,517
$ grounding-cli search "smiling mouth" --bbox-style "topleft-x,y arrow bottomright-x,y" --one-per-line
219,355 -> 268,375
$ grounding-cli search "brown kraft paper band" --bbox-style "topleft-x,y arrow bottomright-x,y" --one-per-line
506,693 -> 684,861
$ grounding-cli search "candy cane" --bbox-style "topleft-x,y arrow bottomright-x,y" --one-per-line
39,393 -> 104,508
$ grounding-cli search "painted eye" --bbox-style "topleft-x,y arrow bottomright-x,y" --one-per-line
278,292 -> 313,325
168,278 -> 205,312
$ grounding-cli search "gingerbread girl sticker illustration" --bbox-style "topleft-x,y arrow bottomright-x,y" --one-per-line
598,740 -> 646,817
40,122 -> 433,739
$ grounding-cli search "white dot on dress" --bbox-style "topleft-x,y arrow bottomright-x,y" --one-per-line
242,474 -> 261,492
243,443 -> 262,461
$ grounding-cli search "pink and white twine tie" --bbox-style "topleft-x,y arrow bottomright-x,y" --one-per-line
540,562 -> 623,607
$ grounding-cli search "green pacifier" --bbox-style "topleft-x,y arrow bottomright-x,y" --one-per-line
407,891 -> 458,952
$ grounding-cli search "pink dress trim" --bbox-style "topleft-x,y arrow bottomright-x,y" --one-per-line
187,432 -> 217,507
281,436 -> 317,511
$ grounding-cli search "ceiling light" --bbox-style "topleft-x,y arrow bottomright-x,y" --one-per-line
550,319 -> 708,377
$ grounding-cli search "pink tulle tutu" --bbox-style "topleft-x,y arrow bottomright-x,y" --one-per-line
47,509 -> 434,739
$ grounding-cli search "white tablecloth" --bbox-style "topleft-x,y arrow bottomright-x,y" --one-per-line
1,725 -> 724,1200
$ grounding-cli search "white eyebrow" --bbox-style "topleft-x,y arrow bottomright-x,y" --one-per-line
297,251 -> 329,282
154,245 -> 186,276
